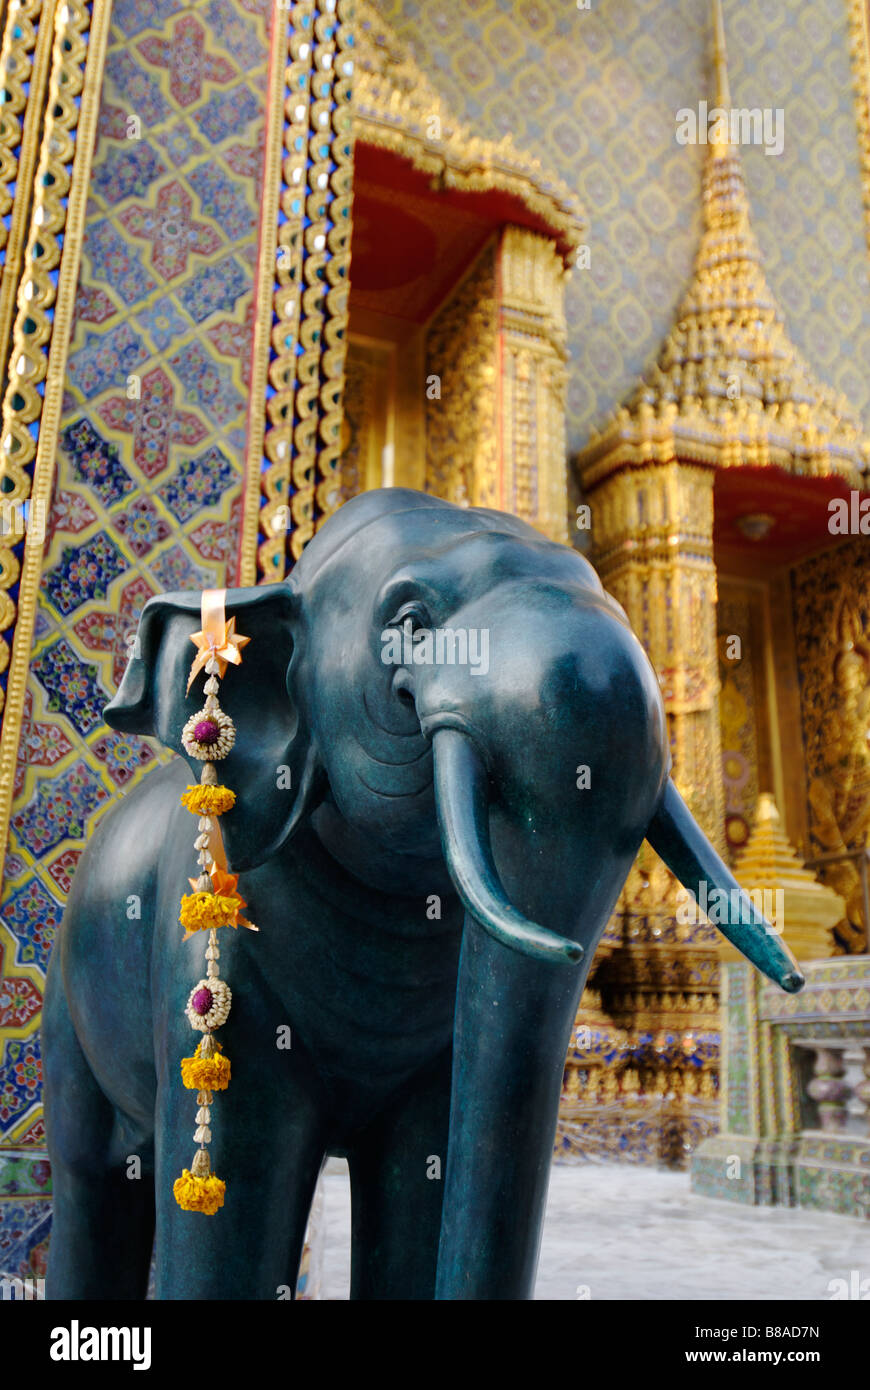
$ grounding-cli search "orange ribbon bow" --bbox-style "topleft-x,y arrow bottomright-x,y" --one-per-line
186,589 -> 250,694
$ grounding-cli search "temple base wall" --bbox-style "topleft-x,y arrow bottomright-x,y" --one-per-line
690,959 -> 870,1219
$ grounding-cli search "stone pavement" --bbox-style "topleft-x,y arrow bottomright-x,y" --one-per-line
319,1160 -> 870,1300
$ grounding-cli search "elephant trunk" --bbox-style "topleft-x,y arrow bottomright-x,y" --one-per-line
429,723 -> 594,1299
431,727 -> 583,966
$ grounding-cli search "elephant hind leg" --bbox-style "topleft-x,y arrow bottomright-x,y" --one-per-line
346,1047 -> 452,1301
43,966 -> 155,1299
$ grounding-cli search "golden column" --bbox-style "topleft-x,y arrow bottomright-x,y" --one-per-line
497,227 -> 570,544
425,226 -> 571,545
584,459 -> 723,841
571,407 -> 725,1167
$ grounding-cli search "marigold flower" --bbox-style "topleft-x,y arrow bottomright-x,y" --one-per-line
180,785 -> 236,817
179,891 -> 243,934
173,1169 -> 226,1215
180,1041 -> 231,1091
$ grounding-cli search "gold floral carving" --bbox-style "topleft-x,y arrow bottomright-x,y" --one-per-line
241,0 -> 354,584
498,227 -> 569,544
337,345 -> 375,501
352,0 -> 585,266
0,0 -> 111,871
590,464 -> 721,789
425,229 -> 570,545
425,241 -> 498,511
792,539 -> 869,952
846,0 -> 870,258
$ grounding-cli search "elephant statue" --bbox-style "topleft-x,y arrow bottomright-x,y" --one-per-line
43,487 -> 803,1300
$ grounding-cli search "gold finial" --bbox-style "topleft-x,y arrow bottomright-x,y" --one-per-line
711,0 -> 732,147
755,793 -> 780,825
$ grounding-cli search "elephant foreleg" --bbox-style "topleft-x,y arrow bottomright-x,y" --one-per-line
436,915 -> 588,1300
346,1046 -> 452,1300
44,964 -> 155,1300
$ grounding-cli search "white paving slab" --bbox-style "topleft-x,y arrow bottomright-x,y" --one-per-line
319,1160 -> 870,1300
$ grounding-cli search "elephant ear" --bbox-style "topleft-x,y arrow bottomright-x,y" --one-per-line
104,582 -> 322,872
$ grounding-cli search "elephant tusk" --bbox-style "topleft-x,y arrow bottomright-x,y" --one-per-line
648,779 -> 804,994
431,727 -> 583,965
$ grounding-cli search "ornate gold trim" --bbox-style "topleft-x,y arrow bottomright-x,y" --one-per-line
239,0 -> 287,587
424,240 -> 499,513
353,0 -> 585,264
241,0 -> 354,584
497,226 -> 569,543
0,0 -> 112,876
314,7 -> 354,535
846,0 -> 870,258
0,0 -> 56,364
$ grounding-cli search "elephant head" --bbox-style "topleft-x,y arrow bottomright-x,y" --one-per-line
106,487 -> 802,1298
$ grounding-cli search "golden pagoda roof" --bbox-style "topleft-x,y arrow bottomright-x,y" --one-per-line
352,0 -> 586,265
578,0 -> 870,492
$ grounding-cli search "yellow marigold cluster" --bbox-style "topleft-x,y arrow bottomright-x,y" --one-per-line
180,785 -> 236,817
179,891 -> 242,933
181,1046 -> 231,1091
173,1170 -> 226,1215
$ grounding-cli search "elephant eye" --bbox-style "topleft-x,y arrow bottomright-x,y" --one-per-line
385,601 -> 431,634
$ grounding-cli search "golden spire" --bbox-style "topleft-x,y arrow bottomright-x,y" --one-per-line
711,0 -> 732,137
578,0 -> 869,490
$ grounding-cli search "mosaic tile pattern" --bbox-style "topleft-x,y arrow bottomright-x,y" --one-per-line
383,0 -> 870,453
0,0 -> 271,1183
0,1197 -> 51,1284
723,963 -> 753,1136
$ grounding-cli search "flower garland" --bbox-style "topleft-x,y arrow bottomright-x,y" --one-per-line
172,590 -> 255,1216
